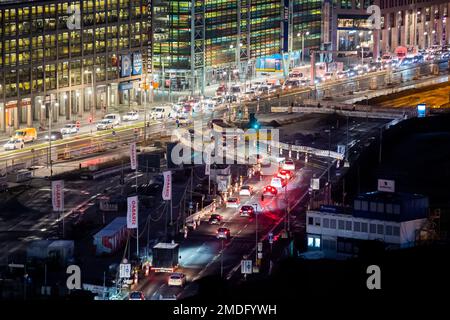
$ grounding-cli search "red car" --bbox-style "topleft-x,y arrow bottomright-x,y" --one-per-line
277,169 -> 293,180
262,185 -> 278,196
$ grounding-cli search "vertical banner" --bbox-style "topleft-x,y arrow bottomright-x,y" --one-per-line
162,171 -> 172,200
130,142 -> 137,170
127,196 -> 138,229
52,180 -> 64,212
205,164 -> 210,175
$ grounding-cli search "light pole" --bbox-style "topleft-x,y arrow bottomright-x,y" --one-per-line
84,67 -> 98,121
220,238 -> 224,278
253,203 -> 258,267
297,31 -> 310,65
356,45 -> 364,66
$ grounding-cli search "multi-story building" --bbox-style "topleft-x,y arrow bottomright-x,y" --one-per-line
379,0 -> 450,53
0,0 -> 149,132
306,191 -> 429,259
152,0 -> 284,94
151,0 -> 324,94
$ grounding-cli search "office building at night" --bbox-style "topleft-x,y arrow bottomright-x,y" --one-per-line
151,0 -> 324,94
0,0 -> 149,132
379,0 -> 450,53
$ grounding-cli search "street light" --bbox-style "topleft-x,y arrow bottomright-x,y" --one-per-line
356,45 -> 364,66
297,31 -> 310,65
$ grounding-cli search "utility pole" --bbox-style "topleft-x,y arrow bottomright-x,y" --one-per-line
379,127 -> 383,164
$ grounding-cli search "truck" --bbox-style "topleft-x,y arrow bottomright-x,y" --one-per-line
93,217 -> 127,255
151,242 -> 179,273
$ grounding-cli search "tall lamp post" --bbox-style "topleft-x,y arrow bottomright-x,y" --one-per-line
84,67 -> 99,123
297,31 -> 310,65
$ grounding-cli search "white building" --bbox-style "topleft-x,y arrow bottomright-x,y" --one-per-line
306,191 -> 429,258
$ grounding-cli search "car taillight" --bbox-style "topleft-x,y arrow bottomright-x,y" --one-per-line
239,209 -> 242,212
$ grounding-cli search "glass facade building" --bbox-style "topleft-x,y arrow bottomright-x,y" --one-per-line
152,0 -> 292,91
0,0 -> 149,132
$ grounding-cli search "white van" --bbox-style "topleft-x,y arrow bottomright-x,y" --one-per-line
104,113 -> 121,126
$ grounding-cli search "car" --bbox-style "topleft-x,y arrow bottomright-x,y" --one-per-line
271,177 -> 287,189
282,159 -> 295,171
60,123 -> 79,135
239,185 -> 253,197
216,227 -> 230,239
96,119 -> 114,130
336,71 -> 347,79
216,84 -> 227,96
43,131 -> 63,141
123,111 -> 139,121
168,273 -> 186,287
283,79 -> 301,90
129,291 -> 145,300
104,113 -> 121,125
176,116 -> 191,126
3,138 -> 24,150
262,185 -> 278,196
226,197 -> 240,208
209,214 -> 223,225
239,205 -> 255,217
277,169 -> 293,180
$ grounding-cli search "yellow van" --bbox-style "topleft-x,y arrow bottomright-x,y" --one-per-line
14,128 -> 37,143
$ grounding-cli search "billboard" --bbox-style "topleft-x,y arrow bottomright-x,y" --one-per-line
378,179 -> 395,193
417,104 -> 426,117
120,54 -> 132,78
132,52 -> 143,75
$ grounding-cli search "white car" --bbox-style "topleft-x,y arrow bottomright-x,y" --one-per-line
282,159 -> 296,171
4,138 -> 24,150
168,273 -> 186,287
96,119 -> 114,130
226,197 -> 240,208
123,111 -> 139,121
104,113 -> 121,125
60,124 -> 79,135
239,185 -> 253,197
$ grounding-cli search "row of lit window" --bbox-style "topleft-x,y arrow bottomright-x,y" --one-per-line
308,215 -> 401,236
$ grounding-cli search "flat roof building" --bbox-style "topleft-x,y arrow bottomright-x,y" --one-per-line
306,191 -> 429,259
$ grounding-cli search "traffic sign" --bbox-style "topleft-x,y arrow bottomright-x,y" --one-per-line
268,232 -> 273,244
119,263 -> 131,278
241,260 -> 252,274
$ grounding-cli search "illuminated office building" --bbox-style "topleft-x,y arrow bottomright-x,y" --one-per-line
0,0 -> 149,132
379,0 -> 450,53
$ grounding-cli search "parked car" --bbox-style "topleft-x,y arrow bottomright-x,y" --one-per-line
226,197 -> 240,208
239,185 -> 253,197
3,138 -> 24,150
209,214 -> 223,225
60,124 -> 79,135
97,119 -> 114,130
123,111 -> 139,121
216,227 -> 231,240
239,205 -> 255,217
168,273 -> 186,287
